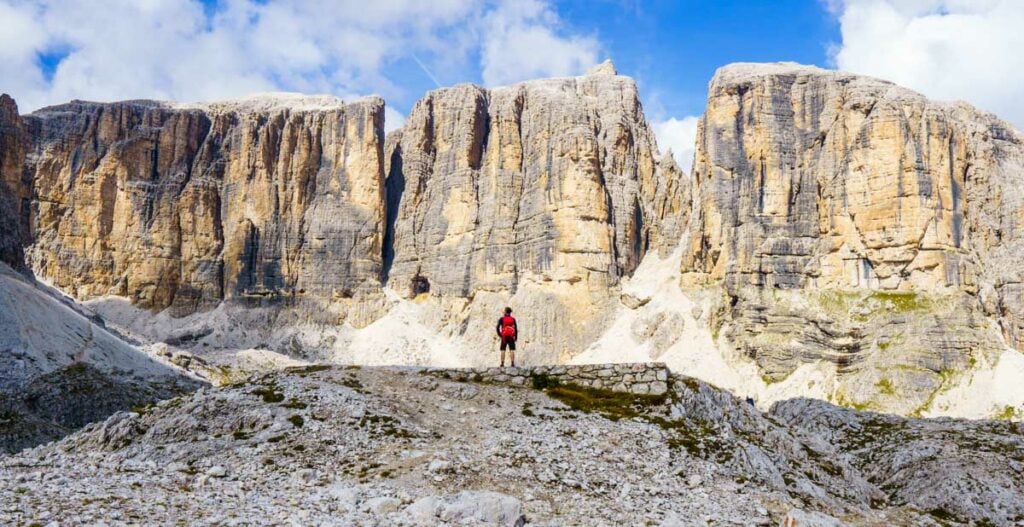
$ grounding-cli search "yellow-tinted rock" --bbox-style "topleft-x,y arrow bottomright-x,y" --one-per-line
682,63 -> 1024,411
385,71 -> 685,298
0,94 -> 28,270
21,95 -> 385,315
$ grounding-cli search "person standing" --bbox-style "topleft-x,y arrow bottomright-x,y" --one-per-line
496,307 -> 518,367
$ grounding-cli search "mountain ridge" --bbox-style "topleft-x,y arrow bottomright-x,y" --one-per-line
1,61 -> 1023,419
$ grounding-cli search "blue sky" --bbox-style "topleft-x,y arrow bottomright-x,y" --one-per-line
27,0 -> 840,120
4,0 -> 1024,168
551,1 -> 839,120
355,1 -> 841,121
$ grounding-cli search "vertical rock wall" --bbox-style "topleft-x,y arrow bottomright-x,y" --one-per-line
385,62 -> 686,298
381,63 -> 687,361
681,63 -> 1024,411
0,95 -> 28,271
20,96 -> 386,316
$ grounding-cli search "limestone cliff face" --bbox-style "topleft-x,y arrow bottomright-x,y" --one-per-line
3,73 -> 685,363
379,63 -> 686,361
0,95 -> 28,271
682,63 -> 1024,412
385,62 -> 685,298
20,95 -> 385,315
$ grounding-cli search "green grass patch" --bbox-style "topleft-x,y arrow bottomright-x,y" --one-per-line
851,291 -> 934,322
996,405 -> 1020,421
288,415 -> 305,428
285,364 -> 333,375
356,413 -> 414,438
340,376 -> 365,392
252,385 -> 285,403
835,392 -> 873,412
875,378 -> 896,396
543,383 -> 666,421
815,290 -> 861,316
281,399 -> 307,410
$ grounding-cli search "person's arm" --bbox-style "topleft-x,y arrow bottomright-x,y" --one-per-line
513,319 -> 518,341
496,318 -> 502,337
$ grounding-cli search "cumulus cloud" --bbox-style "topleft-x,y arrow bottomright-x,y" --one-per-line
0,0 -> 479,111
652,116 -> 700,173
830,0 -> 1024,128
480,0 -> 599,86
0,0 -> 597,121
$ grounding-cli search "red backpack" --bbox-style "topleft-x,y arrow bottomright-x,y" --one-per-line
500,315 -> 517,338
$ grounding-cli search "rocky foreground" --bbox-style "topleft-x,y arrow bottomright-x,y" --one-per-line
1,364 -> 1021,526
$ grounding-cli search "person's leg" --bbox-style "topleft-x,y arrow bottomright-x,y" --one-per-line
500,339 -> 507,367
509,340 -> 516,367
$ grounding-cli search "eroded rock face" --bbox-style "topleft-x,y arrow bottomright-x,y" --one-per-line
20,96 -> 385,315
682,63 -> 1024,408
385,68 -> 686,298
2,76 -> 686,364
380,68 -> 686,361
0,94 -> 28,271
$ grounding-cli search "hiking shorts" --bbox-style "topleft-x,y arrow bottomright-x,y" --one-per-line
500,336 -> 516,351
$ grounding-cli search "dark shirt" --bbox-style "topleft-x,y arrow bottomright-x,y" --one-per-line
496,315 -> 518,340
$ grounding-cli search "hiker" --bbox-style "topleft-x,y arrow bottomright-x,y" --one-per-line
496,307 -> 518,367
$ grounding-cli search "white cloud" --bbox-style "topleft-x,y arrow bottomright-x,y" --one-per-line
831,0 -> 1024,128
384,106 -> 406,134
480,0 -> 599,86
0,0 -> 599,114
652,116 -> 699,173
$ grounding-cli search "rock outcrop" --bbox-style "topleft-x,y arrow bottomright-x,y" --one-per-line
383,66 -> 686,360
385,69 -> 683,297
3,72 -> 685,361
20,94 -> 386,316
0,259 -> 202,452
0,94 -> 28,271
3,365 -> 1021,524
681,63 -> 1024,410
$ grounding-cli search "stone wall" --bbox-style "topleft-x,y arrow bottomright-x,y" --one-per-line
425,362 -> 671,395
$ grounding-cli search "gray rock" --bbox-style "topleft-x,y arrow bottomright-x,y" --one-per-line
781,509 -> 845,527
438,491 -> 523,525
361,496 -> 401,515
681,62 -> 1024,409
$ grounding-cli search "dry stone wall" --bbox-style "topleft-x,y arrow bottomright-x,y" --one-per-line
425,362 -> 671,396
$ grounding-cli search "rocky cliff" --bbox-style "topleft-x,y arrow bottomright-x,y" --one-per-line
382,61 -> 687,360
0,94 -> 28,271
20,94 -> 386,317
4,63 -> 1023,417
0,63 -> 686,365
386,60 -> 684,298
681,63 -> 1024,412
